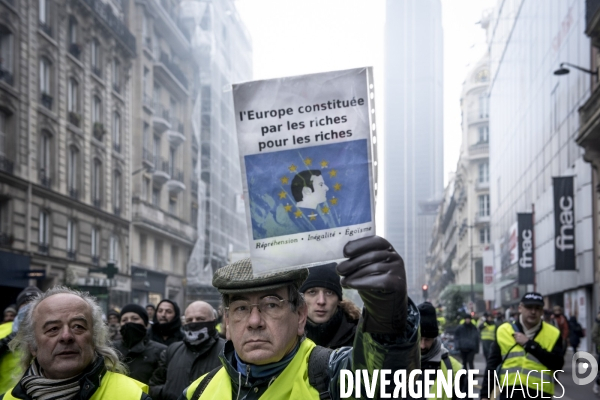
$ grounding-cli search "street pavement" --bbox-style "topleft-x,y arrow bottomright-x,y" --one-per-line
469,349 -> 597,399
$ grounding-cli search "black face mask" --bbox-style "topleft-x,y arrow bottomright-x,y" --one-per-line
183,321 -> 217,345
120,322 -> 147,348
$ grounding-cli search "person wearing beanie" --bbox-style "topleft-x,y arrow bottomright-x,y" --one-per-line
113,304 -> 166,385
2,306 -> 16,323
149,299 -> 184,346
146,304 -> 156,324
454,314 -> 479,370
107,308 -> 123,342
418,302 -> 464,399
299,262 -> 361,349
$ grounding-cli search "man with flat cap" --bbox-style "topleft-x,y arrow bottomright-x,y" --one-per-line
480,292 -> 564,400
178,235 -> 420,399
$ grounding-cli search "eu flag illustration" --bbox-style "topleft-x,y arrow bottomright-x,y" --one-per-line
245,139 -> 372,240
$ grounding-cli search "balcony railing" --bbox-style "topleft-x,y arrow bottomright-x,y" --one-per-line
153,102 -> 170,121
38,243 -> 49,254
159,52 -> 188,87
69,187 -> 79,199
80,0 -> 136,54
39,22 -> 52,37
93,122 -> 105,141
171,117 -> 184,133
469,142 -> 489,156
0,68 -> 14,86
143,148 -> 154,165
0,155 -> 14,174
155,157 -> 170,174
41,93 -> 53,110
92,66 -> 102,79
68,111 -> 81,127
170,168 -> 184,182
67,250 -> 76,260
69,43 -> 82,59
39,170 -> 51,188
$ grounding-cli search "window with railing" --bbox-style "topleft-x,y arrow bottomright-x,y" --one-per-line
68,78 -> 80,126
91,38 -> 101,77
92,159 -> 102,207
112,112 -> 120,152
153,135 -> 161,159
39,130 -> 52,187
39,57 -> 52,109
113,170 -> 121,215
0,27 -> 14,85
92,96 -> 104,140
91,226 -> 99,258
67,219 -> 75,257
112,58 -> 120,92
39,0 -> 52,36
67,145 -> 79,198
480,226 -> 490,244
478,91 -> 489,118
478,125 -> 489,143
478,194 -> 490,217
109,234 -> 120,266
68,16 -> 80,58
38,210 -> 49,251
478,162 -> 489,183
152,187 -> 160,207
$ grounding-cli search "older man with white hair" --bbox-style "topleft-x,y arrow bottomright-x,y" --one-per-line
1,286 -> 150,400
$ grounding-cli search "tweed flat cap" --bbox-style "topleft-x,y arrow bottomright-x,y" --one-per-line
213,258 -> 309,294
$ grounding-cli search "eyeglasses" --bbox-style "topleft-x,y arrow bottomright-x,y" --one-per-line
225,297 -> 290,322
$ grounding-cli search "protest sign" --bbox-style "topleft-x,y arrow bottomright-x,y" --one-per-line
233,67 -> 377,275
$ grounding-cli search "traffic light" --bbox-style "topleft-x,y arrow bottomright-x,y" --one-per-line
422,284 -> 429,301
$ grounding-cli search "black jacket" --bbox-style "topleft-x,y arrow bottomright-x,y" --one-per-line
149,335 -> 225,400
479,320 -> 564,399
115,338 -> 167,384
0,357 -> 151,400
304,300 -> 360,349
454,321 -> 480,352
147,326 -> 185,347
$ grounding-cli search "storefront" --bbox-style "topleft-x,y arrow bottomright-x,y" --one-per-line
131,266 -> 166,307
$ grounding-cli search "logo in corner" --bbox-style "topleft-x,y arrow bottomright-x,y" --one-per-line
572,351 -> 598,385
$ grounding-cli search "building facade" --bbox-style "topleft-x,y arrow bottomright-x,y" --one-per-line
125,0 -> 198,308
488,0 -> 593,348
0,0 -> 136,312
181,0 -> 252,308
383,0 -> 444,300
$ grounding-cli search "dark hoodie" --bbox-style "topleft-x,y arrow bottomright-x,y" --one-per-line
304,300 -> 360,349
148,299 -> 184,346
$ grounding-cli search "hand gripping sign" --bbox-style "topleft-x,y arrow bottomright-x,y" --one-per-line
232,68 -> 378,276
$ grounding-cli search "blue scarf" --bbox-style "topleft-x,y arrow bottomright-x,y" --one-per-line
235,339 -> 301,382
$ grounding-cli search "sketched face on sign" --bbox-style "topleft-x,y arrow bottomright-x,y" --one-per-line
292,171 -> 328,209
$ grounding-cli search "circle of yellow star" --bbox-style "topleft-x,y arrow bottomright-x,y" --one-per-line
288,164 -> 297,172
333,183 -> 342,191
278,190 -> 287,199
280,176 -> 289,184
322,206 -> 330,214
320,160 -> 328,168
329,169 -> 337,178
309,214 -> 317,221
330,198 -> 338,205
304,158 -> 312,166
284,204 -> 292,212
294,209 -> 303,218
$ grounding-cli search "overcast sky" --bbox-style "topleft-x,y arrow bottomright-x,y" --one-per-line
235,0 -> 496,228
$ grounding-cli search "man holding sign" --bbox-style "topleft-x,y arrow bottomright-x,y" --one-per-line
179,235 -> 419,399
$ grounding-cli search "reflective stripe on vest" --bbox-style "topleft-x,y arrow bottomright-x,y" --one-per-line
426,355 -> 462,400
0,322 -> 20,396
496,322 -> 560,395
186,339 -> 321,399
481,323 -> 496,341
2,371 -> 147,400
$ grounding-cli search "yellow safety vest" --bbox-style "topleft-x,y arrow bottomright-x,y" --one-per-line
496,322 -> 560,396
0,322 -> 20,396
3,370 -> 148,400
458,319 -> 477,326
186,339 -> 320,399
437,316 -> 446,330
481,323 -> 496,341
426,355 -> 462,400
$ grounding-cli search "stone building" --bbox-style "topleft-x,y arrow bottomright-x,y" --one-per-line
0,0 -> 136,311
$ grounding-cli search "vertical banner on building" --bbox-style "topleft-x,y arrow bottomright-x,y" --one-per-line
553,176 -> 576,270
517,213 -> 534,284
483,250 -> 494,301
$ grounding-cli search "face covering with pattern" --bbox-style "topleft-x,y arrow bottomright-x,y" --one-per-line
183,321 -> 217,345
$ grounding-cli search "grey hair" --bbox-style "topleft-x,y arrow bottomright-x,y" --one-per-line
221,284 -> 306,313
9,286 -> 128,375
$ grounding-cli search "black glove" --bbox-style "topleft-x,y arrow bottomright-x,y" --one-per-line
336,235 -> 407,335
